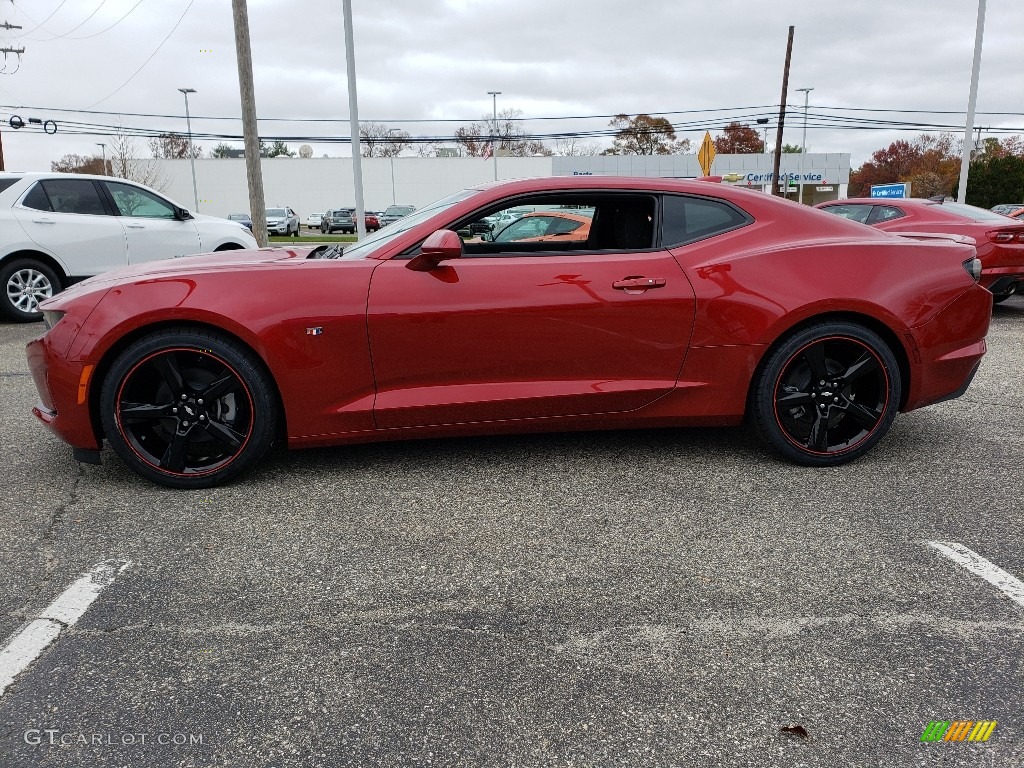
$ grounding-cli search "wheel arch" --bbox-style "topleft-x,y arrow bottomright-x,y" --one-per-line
213,242 -> 244,252
88,319 -> 288,444
748,311 -> 912,412
0,249 -> 69,287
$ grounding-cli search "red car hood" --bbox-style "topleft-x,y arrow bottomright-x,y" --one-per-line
94,246 -> 312,283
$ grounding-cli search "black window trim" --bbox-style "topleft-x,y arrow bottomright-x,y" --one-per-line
399,189 -> 664,260
659,192 -> 754,249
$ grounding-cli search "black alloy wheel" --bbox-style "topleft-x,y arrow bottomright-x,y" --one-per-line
750,322 -> 900,465
100,329 -> 278,487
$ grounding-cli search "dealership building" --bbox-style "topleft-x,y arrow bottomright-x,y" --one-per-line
158,153 -> 851,220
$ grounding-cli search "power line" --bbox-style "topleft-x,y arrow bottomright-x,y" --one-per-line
83,0 -> 192,109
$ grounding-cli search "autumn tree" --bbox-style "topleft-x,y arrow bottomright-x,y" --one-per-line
149,132 -> 201,159
849,133 -> 962,197
603,114 -> 687,155
454,108 -> 550,157
359,122 -> 412,157
51,154 -> 108,175
714,122 -> 764,154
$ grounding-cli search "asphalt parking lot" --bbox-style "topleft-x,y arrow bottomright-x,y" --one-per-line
1,297 -> 1022,767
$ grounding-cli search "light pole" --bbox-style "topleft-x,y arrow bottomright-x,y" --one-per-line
796,87 -> 813,204
957,0 -> 987,203
388,127 -> 400,204
96,142 -> 107,175
178,87 -> 199,211
487,90 -> 501,180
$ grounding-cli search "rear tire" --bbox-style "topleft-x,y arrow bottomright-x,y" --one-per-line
749,321 -> 900,466
100,328 -> 278,488
1,258 -> 61,323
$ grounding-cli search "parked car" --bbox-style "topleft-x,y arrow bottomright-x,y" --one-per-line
321,208 -> 355,234
0,172 -> 257,322
265,207 -> 299,237
304,212 -> 323,229
381,204 -> 416,226
227,213 -> 253,232
27,176 -> 990,487
490,210 -> 593,243
364,212 -> 380,232
816,198 -> 1024,302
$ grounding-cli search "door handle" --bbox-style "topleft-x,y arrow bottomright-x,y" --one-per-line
32,218 -> 55,224
125,223 -> 146,229
612,277 -> 666,290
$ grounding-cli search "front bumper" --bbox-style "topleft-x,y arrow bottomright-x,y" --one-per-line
27,333 -> 102,451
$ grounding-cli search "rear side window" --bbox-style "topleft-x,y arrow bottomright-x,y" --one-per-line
871,205 -> 906,223
0,178 -> 19,194
21,182 -> 52,211
39,179 -> 107,215
662,195 -> 750,246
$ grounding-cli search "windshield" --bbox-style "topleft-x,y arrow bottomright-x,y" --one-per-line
385,205 -> 415,216
338,190 -> 479,260
266,208 -> 286,217
939,201 -> 1018,223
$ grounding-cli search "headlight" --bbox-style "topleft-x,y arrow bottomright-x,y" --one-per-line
42,309 -> 65,331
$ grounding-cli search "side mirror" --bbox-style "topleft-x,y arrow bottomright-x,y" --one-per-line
176,207 -> 194,221
406,229 -> 463,271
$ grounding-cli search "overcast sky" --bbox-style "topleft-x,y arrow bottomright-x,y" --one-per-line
0,0 -> 1022,172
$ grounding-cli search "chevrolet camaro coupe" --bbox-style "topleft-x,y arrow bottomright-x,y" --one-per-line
27,177 -> 991,488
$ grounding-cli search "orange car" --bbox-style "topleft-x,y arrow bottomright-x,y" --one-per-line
491,210 -> 593,243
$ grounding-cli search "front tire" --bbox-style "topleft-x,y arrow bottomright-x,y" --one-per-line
749,322 -> 900,466
1,258 -> 61,322
100,329 -> 278,488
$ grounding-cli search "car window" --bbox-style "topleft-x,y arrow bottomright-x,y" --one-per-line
819,204 -> 873,224
21,182 -> 53,212
39,179 -> 107,216
266,208 -> 286,217
871,205 -> 906,223
454,194 -> 652,256
661,195 -> 750,246
0,178 -> 19,194
104,181 -> 176,219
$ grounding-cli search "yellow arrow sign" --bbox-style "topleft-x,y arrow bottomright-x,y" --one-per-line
698,131 -> 716,176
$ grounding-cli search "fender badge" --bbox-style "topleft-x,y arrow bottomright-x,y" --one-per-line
306,327 -> 323,336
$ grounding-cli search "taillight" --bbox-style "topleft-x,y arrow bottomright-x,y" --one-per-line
988,229 -> 1024,244
963,257 -> 982,282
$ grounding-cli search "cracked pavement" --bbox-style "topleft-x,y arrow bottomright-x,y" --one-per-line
0,297 -> 1023,767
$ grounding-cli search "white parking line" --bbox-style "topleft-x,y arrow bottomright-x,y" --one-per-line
0,559 -> 130,697
928,541 -> 1024,610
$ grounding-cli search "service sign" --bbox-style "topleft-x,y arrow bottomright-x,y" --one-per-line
870,183 -> 910,198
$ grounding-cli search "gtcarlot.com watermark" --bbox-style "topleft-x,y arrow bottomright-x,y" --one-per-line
24,729 -> 204,747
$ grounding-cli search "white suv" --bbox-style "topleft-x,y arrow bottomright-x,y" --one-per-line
0,172 -> 258,322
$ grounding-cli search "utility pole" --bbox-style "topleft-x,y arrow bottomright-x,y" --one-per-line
230,0 -> 268,247
96,143 -> 107,174
0,20 -> 24,173
488,91 -> 501,181
771,26 -> 794,197
796,87 -> 813,204
957,0 -> 986,204
342,0 -> 366,240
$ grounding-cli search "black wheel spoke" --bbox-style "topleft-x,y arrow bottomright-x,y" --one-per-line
845,401 -> 882,429
153,353 -> 185,392
120,402 -> 171,422
841,352 -> 879,384
776,390 -> 813,407
199,373 -> 240,402
808,412 -> 829,452
802,343 -> 829,381
160,430 -> 192,473
203,418 -> 245,449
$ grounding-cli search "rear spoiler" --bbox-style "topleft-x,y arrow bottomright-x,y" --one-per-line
893,231 -> 976,246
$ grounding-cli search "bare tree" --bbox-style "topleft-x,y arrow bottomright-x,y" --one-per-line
109,127 -> 169,191
359,122 -> 412,157
455,108 -> 551,157
149,132 -> 202,159
552,137 -> 600,157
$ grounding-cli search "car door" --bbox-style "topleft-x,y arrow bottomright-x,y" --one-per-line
101,180 -> 201,264
366,193 -> 696,429
11,178 -> 128,276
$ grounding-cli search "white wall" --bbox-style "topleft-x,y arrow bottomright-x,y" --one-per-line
158,156 -> 554,219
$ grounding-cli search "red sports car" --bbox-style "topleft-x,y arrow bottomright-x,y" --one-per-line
27,177 -> 991,487
816,197 -> 1024,302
